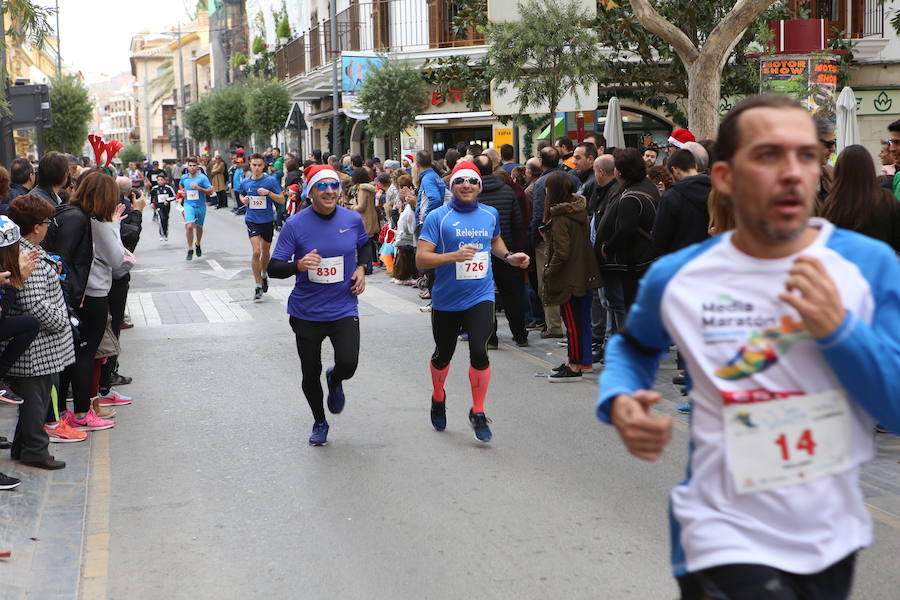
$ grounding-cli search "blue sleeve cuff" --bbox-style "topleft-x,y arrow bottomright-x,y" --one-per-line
596,386 -> 633,424
817,311 -> 858,350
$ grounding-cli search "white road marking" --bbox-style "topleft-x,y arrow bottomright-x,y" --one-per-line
190,290 -> 226,323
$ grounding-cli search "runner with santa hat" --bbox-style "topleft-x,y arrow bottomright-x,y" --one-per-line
416,161 -> 530,443
267,164 -> 371,447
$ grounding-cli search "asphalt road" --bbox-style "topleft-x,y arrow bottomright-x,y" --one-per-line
87,205 -> 900,599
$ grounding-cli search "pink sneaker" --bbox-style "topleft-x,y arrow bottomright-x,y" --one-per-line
68,409 -> 115,431
98,390 -> 133,407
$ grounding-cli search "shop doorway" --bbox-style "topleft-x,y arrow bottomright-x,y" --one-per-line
430,127 -> 493,159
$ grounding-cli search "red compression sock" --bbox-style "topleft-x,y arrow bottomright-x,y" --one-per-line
430,362 -> 449,402
469,366 -> 491,414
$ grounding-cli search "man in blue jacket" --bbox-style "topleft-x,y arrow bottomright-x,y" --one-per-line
415,150 -> 447,302
415,150 -> 446,229
598,94 -> 900,599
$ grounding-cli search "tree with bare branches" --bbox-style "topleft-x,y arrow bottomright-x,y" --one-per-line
628,0 -> 776,137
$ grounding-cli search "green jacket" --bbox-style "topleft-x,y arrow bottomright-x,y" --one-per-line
541,194 -> 602,306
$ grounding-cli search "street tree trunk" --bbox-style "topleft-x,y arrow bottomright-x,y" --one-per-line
630,0 -> 775,138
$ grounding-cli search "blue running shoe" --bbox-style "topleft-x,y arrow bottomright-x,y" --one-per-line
431,397 -> 446,431
326,367 -> 345,414
309,420 -> 329,446
677,402 -> 692,414
468,409 -> 492,443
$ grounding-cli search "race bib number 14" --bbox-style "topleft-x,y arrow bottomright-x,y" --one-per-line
723,389 -> 852,494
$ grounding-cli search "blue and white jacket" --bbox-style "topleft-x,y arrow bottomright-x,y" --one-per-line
598,218 -> 900,577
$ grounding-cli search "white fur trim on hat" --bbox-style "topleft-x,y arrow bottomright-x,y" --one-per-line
667,136 -> 686,149
449,168 -> 482,186
303,168 -> 341,197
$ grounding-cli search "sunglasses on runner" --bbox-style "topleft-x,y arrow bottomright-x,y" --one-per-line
451,177 -> 480,186
819,139 -> 836,149
312,181 -> 341,191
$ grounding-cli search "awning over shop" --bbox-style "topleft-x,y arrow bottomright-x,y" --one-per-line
536,117 -> 565,140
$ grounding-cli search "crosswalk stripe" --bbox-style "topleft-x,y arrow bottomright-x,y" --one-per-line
126,284 -> 423,327
190,290 -> 230,323
138,292 -> 162,326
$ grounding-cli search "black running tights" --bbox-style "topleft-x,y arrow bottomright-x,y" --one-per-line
430,300 -> 493,371
290,315 -> 360,423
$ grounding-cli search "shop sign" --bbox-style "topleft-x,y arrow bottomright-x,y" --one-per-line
853,90 -> 900,116
493,128 -> 513,148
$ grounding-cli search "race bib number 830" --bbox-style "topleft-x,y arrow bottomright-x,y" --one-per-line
308,256 -> 344,284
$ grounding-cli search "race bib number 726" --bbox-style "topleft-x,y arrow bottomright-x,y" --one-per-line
455,251 -> 489,280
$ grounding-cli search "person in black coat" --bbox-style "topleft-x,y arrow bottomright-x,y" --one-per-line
596,148 -> 659,320
473,155 -> 529,347
651,149 -> 711,256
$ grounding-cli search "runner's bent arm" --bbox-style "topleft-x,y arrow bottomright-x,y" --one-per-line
489,235 -> 530,269
416,239 -> 472,269
268,221 -> 299,278
791,245 -> 900,431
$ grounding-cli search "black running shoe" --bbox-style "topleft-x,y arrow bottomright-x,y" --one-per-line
186,249 -> 193,261
548,365 -> 583,383
0,384 -> 24,405
468,410 -> 492,443
195,244 -> 202,257
0,472 -> 21,490
261,276 -> 269,293
111,372 -> 132,386
254,286 -> 262,300
431,397 -> 446,431
672,374 -> 686,385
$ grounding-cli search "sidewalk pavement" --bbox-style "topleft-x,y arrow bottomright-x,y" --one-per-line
0,404 -> 90,600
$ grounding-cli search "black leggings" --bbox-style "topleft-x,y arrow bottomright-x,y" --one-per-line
677,552 -> 856,600
59,295 -> 108,414
289,315 -> 360,423
430,300 -> 494,371
0,314 -> 39,377
99,277 -> 129,395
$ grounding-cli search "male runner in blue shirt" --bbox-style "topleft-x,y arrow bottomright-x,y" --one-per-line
239,153 -> 285,299
267,165 -> 370,446
178,157 -> 214,261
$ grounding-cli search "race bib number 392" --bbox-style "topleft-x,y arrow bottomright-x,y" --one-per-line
249,195 -> 266,209
455,251 -> 489,280
723,389 -> 852,494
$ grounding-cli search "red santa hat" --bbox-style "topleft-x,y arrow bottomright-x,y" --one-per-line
303,164 -> 341,197
668,128 -> 696,149
449,160 -> 482,188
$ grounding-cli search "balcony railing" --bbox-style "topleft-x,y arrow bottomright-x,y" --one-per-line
861,0 -> 883,38
274,0 -> 484,81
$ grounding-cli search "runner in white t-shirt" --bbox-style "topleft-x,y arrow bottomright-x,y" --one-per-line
597,94 -> 900,599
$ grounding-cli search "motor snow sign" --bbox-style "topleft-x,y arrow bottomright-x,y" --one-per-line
760,54 -> 838,121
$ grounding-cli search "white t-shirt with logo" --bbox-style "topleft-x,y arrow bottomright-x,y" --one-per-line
597,219 -> 900,576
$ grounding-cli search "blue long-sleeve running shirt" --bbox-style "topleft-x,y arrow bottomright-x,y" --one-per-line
598,218 -> 900,577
